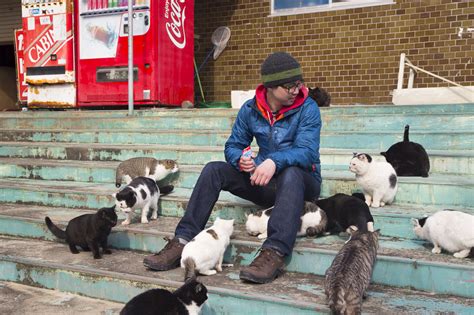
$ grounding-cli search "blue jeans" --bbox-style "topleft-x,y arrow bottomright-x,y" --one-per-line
175,161 -> 321,256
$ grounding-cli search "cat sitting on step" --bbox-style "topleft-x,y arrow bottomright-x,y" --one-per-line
115,157 -> 179,188
325,229 -> 380,315
113,177 -> 173,225
120,278 -> 208,315
245,201 -> 328,240
45,206 -> 117,259
412,210 -> 474,258
349,153 -> 398,208
381,125 -> 430,177
181,218 -> 234,281
316,193 -> 375,235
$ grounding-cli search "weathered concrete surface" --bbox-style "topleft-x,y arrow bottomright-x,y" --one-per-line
0,281 -> 123,315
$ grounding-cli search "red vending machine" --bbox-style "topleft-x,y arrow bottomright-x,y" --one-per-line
21,0 -> 76,108
76,0 -> 194,107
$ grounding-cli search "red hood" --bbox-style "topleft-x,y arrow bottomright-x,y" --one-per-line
254,84 -> 308,125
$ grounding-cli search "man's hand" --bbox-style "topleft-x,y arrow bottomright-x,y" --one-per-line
250,159 -> 276,186
239,156 -> 256,173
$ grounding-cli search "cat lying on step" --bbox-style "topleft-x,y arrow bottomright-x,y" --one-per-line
413,210 -> 474,258
325,229 -> 380,315
116,157 -> 179,188
45,206 -> 117,259
245,202 -> 328,240
349,153 -> 398,208
381,125 -> 430,177
120,279 -> 208,315
316,193 -> 375,235
113,177 -> 174,225
181,218 -> 234,281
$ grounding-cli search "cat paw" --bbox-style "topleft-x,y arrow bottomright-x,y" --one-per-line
103,249 -> 112,255
432,247 -> 442,254
200,270 -> 217,276
380,201 -> 386,207
121,220 -> 131,225
371,202 -> 380,208
453,250 -> 470,258
141,218 -> 149,224
365,201 -> 371,207
257,233 -> 267,240
216,266 -> 223,272
150,216 -> 158,220
93,254 -> 102,259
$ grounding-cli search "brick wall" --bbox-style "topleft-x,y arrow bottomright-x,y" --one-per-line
194,0 -> 473,105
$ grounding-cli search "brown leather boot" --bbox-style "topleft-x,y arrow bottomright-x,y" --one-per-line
239,248 -> 285,284
143,237 -> 185,271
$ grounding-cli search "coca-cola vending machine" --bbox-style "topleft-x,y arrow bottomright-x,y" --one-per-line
21,0 -> 76,108
76,0 -> 194,107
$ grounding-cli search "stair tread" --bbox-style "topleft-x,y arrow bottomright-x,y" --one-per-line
1,235 -> 472,313
1,203 -> 473,268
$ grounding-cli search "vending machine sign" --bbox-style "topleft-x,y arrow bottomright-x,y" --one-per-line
14,29 -> 28,103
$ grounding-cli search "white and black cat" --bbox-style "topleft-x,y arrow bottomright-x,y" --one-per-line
45,206 -> 117,259
349,153 -> 398,208
120,279 -> 208,315
181,218 -> 234,281
325,229 -> 380,315
413,210 -> 474,258
116,157 -> 179,188
308,86 -> 331,107
113,177 -> 173,225
245,202 -> 328,240
381,125 -> 430,177
316,193 -> 374,235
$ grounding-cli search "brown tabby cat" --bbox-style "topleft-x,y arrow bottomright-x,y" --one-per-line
115,157 -> 179,188
324,229 -> 380,315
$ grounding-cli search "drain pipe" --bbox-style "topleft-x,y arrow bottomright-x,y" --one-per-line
128,0 -> 134,115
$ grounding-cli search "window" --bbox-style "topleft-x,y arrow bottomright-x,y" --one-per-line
271,0 -> 395,16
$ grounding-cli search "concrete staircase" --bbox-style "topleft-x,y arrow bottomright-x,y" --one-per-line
0,104 -> 473,314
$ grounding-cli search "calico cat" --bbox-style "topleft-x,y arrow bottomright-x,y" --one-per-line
45,206 -> 117,259
381,125 -> 430,177
181,218 -> 234,281
316,193 -> 374,235
325,229 -> 380,315
116,157 -> 179,188
413,210 -> 474,258
120,279 -> 208,315
245,202 -> 328,240
113,176 -> 171,225
349,153 -> 398,208
308,86 -> 331,107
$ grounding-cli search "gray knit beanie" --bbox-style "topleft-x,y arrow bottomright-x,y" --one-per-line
261,52 -> 303,87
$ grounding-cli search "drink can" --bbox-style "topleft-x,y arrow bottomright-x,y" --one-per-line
242,146 -> 252,158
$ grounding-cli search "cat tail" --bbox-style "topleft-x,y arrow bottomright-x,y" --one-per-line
115,168 -> 124,188
183,257 -> 197,282
45,217 -> 67,239
159,185 -> 174,195
404,124 -> 410,142
329,286 -> 347,315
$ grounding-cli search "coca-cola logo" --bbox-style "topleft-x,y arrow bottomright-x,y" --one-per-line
165,0 -> 186,49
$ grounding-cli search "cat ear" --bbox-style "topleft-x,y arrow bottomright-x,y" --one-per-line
352,152 -> 358,157
380,152 -> 386,156
244,212 -> 249,218
411,218 -> 419,227
195,283 -> 203,293
111,193 -> 116,198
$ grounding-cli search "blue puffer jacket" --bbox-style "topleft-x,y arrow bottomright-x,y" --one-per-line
224,96 -> 322,183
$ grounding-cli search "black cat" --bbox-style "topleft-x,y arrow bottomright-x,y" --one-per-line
45,206 -> 117,259
316,193 -> 374,234
308,86 -> 331,107
381,125 -> 430,177
120,279 -> 208,315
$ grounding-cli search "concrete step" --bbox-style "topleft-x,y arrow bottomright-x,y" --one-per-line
0,236 -> 472,313
2,111 -> 473,133
0,281 -> 123,314
1,128 -> 472,150
0,165 -> 471,209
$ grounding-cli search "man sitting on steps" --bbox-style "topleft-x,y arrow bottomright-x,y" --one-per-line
143,51 -> 322,284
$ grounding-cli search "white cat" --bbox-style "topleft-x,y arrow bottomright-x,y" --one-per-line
245,202 -> 327,240
349,153 -> 398,208
181,217 -> 234,280
113,177 -> 159,225
412,210 -> 474,258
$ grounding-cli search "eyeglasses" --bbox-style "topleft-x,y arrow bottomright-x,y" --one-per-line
281,81 -> 304,94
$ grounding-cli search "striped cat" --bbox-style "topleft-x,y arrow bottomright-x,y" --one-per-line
325,229 -> 380,315
115,157 -> 179,188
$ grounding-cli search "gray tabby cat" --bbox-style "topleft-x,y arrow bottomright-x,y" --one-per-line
325,229 -> 380,315
115,157 -> 179,188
